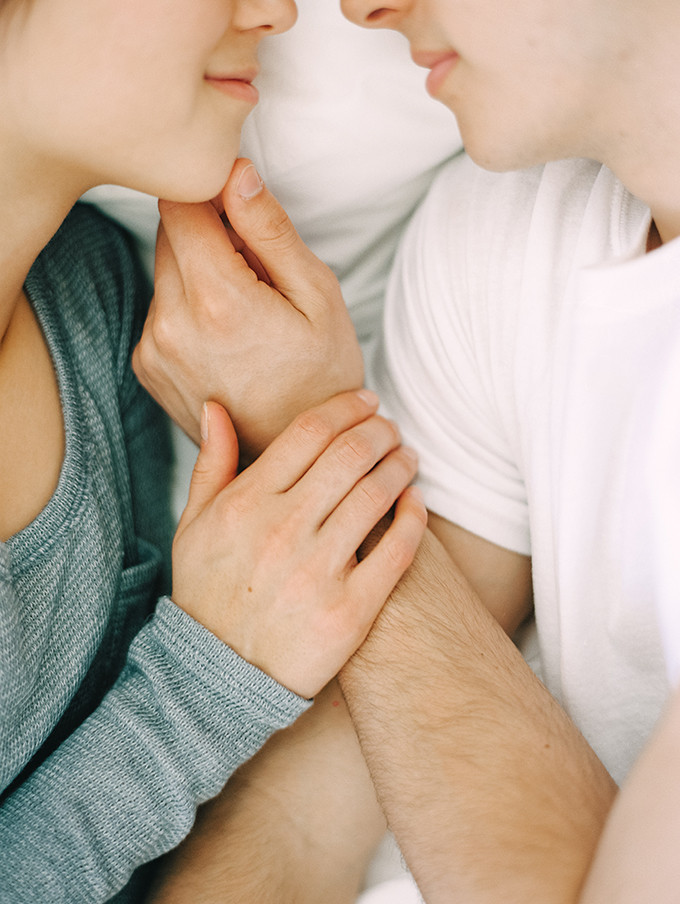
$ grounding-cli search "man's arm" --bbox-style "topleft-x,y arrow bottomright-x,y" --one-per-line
340,522 -> 617,904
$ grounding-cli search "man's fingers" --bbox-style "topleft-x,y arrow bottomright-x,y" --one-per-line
222,158 -> 329,303
225,223 -> 271,284
158,197 -> 255,296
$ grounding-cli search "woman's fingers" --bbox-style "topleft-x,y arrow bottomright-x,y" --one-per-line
318,445 -> 420,569
252,389 -> 381,493
180,401 -> 240,528
293,415 -> 406,529
347,486 -> 428,618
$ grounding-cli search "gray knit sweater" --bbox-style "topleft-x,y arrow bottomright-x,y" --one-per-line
0,205 -> 310,903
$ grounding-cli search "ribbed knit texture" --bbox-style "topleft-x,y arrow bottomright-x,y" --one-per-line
0,205 -> 310,902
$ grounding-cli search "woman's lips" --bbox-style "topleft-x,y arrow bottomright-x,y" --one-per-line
205,71 -> 259,105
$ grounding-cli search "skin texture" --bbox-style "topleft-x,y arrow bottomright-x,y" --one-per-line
0,0 -> 299,538
172,395 -> 426,698
0,0 -> 297,201
0,0 -> 431,698
134,160 -> 364,457
578,683 -> 680,903
148,680 -> 387,904
339,0 -> 680,240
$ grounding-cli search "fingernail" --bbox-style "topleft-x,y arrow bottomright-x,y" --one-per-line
357,388 -> 380,407
402,446 -> 418,463
237,164 -> 264,200
201,402 -> 210,444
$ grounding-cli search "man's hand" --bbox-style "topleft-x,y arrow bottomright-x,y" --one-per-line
171,390 -> 426,699
133,159 -> 364,464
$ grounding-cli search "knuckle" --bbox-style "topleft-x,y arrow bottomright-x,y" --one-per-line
377,416 -> 401,447
258,206 -> 298,253
356,474 -> 392,513
195,293 -> 224,330
133,334 -> 157,378
150,310 -> 176,354
292,409 -> 335,447
218,485 -> 256,522
308,260 -> 340,295
383,534 -> 416,572
335,430 -> 375,468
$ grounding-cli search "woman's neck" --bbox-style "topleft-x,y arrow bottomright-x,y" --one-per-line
0,146 -> 85,341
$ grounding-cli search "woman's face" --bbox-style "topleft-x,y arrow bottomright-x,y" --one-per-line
0,0 -> 296,200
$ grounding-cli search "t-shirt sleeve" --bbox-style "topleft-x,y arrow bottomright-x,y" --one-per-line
367,155 -> 532,555
649,348 -> 680,687
0,596 -> 310,903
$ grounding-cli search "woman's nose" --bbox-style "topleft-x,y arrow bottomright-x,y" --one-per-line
236,0 -> 298,36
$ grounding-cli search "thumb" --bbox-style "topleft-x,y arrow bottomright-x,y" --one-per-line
180,401 -> 239,528
222,158 -> 329,301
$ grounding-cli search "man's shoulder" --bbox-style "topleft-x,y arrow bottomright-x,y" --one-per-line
396,155 -> 622,323
420,155 -> 610,252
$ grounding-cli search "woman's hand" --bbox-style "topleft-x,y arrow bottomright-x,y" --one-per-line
171,390 -> 427,700
133,159 -> 364,464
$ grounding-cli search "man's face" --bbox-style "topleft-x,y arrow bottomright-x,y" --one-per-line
341,0 -> 630,172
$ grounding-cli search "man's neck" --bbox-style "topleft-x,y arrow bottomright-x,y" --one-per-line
595,22 -> 680,246
614,136 -> 680,246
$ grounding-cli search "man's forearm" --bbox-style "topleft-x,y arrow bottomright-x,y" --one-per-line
340,529 -> 617,903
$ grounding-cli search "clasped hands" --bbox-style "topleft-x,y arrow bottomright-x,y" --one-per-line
133,160 -> 426,696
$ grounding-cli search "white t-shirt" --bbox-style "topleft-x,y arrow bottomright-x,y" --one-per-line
374,153 -> 680,783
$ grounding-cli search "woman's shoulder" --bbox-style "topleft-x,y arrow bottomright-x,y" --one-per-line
45,201 -> 148,301
30,202 -> 151,370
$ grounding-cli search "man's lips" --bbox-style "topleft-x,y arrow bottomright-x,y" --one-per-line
411,50 -> 460,97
